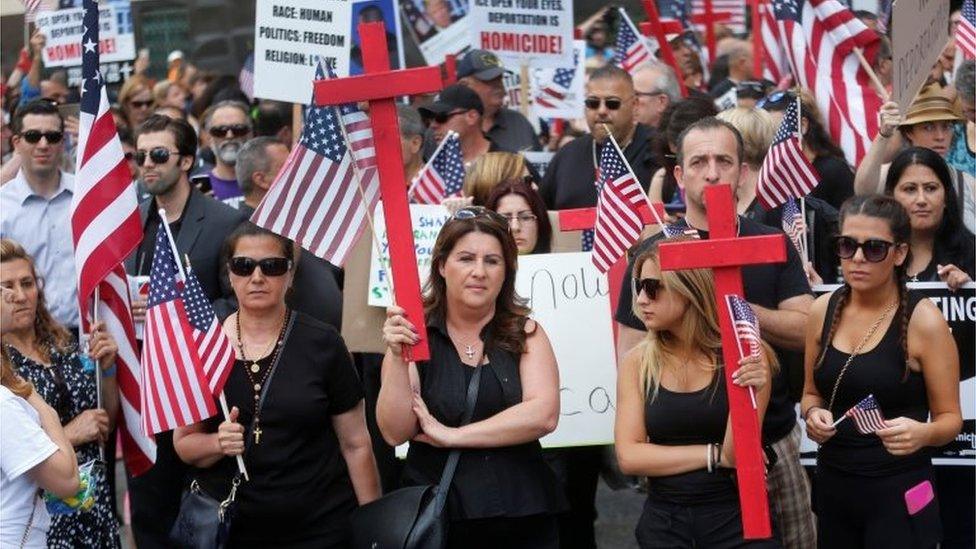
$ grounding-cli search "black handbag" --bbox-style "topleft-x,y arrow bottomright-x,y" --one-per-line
170,314 -> 293,549
350,362 -> 483,549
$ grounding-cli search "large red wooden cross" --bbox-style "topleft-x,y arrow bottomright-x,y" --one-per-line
314,22 -> 445,361
639,0 -> 732,83
657,184 -> 784,539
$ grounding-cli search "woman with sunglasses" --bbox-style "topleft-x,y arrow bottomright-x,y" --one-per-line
615,237 -> 777,548
802,195 -> 961,548
174,224 -> 380,548
378,207 -> 565,547
485,178 -> 552,255
883,147 -> 975,291
117,75 -> 154,132
0,239 -> 121,548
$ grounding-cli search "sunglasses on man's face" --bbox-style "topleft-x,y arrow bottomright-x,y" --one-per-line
584,97 -> 625,111
135,147 -> 181,166
208,124 -> 251,138
834,236 -> 896,263
634,277 -> 663,300
228,256 -> 292,277
19,130 -> 64,144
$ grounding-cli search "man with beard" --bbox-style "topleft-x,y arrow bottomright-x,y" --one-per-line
0,99 -> 79,331
195,100 -> 253,200
123,114 -> 246,549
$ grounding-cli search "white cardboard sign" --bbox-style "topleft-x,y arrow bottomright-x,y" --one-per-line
368,203 -> 451,307
469,0 -> 573,67
37,5 -> 135,68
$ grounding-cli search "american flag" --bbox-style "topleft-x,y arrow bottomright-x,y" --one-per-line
183,263 -> 235,396
957,0 -> 976,60
535,50 -> 579,109
581,229 -> 594,251
657,0 -> 711,77
70,0 -> 154,475
842,394 -> 887,434
21,0 -> 56,23
239,52 -> 255,101
772,0 -> 882,166
691,0 -> 746,33
591,138 -> 649,273
140,230 -> 217,435
725,294 -> 761,407
758,0 -> 790,83
615,8 -> 654,75
251,59 -> 379,267
410,131 -> 464,204
757,99 -> 820,209
781,197 -> 807,258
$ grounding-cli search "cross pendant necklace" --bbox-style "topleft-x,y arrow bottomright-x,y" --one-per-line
253,424 -> 263,444
464,344 -> 475,360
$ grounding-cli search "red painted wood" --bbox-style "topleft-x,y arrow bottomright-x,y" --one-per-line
656,184 -> 779,539
314,22 -> 444,361
691,0 -> 732,63
751,0 -> 764,79
443,54 -> 457,85
557,202 -> 666,231
639,1 -> 689,97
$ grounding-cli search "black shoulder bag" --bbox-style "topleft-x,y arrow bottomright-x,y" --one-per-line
350,362 -> 483,549
170,314 -> 294,549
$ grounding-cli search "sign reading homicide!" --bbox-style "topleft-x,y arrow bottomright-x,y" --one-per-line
469,0 -> 573,67
253,0 -> 353,104
36,5 -> 135,68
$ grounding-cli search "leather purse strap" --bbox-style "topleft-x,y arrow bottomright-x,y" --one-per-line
429,355 -> 484,514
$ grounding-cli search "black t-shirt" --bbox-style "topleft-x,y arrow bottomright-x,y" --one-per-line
811,155 -> 854,210
195,312 -> 364,547
614,216 -> 812,443
540,124 -> 659,210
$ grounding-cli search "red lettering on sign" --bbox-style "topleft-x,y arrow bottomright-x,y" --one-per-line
479,32 -> 563,55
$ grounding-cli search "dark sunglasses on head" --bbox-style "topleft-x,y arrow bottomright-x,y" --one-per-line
736,81 -> 767,99
584,97 -> 625,110
834,236 -> 896,263
228,256 -> 292,277
634,277 -> 663,300
129,99 -> 153,109
208,124 -> 251,138
19,130 -> 64,144
135,147 -> 181,166
757,90 -> 795,110
452,206 -> 509,225
429,110 -> 467,124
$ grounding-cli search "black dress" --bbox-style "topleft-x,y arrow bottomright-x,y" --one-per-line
400,315 -> 566,548
193,312 -> 364,548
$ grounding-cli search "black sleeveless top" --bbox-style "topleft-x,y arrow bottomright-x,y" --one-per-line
814,290 -> 931,476
644,370 -> 737,505
401,315 -> 566,520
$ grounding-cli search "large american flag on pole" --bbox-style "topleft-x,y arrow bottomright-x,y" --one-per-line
691,0 -> 745,33
615,8 -> 654,75
251,59 -> 379,267
410,131 -> 464,205
842,394 -> 888,434
183,263 -> 235,396
591,138 -> 649,273
957,0 -> 976,60
140,229 -> 217,435
772,0 -> 882,166
71,0 -> 154,475
757,98 -> 820,209
758,0 -> 790,84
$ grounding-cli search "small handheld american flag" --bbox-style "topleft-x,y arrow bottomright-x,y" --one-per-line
724,294 -> 760,409
409,131 -> 464,205
591,135 -> 651,273
834,394 -> 888,434
757,98 -> 820,209
182,261 -> 235,397
781,197 -> 807,260
614,8 -> 654,75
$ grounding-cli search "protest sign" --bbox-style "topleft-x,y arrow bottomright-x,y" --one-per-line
530,40 -> 585,119
890,0 -> 949,105
368,203 -> 451,307
350,0 -> 407,75
37,3 -> 136,68
400,0 -> 472,65
253,0 -> 353,104
469,0 -> 573,67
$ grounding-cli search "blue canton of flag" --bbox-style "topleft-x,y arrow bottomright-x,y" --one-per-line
581,229 -> 594,251
410,132 -> 464,204
771,0 -> 802,21
147,230 -> 181,308
591,138 -> 647,273
536,50 -> 580,110
614,9 -> 653,74
300,62 -> 348,163
79,0 -> 103,117
659,0 -> 692,24
433,134 -> 465,196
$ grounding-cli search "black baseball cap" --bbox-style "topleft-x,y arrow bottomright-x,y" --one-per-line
456,49 -> 506,81
418,85 -> 484,118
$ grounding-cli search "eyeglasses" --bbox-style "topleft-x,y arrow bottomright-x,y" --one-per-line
834,236 -> 897,263
757,90 -> 794,110
228,256 -> 292,277
19,130 -> 64,144
584,97 -> 628,110
209,124 -> 251,138
135,147 -> 181,166
124,151 -> 135,161
500,212 -> 538,225
452,206 -> 509,225
129,99 -> 153,109
634,277 -> 662,300
429,110 -> 467,124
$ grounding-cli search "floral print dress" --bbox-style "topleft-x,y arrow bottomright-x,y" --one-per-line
7,344 -> 121,549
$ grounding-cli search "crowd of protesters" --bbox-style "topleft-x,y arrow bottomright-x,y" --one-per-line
0,1 -> 973,548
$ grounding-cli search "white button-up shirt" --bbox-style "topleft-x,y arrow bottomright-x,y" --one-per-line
0,170 -> 79,329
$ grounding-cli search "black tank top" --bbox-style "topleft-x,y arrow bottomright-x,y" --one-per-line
814,289 -> 931,476
644,370 -> 737,505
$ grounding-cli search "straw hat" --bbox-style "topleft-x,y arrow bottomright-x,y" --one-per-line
900,84 -> 963,127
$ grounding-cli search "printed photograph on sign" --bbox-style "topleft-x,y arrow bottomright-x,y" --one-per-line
400,0 -> 472,64
350,0 -> 407,75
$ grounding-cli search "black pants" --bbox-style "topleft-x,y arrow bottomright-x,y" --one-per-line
544,446 -> 603,549
355,352 -> 402,492
126,432 -> 188,549
816,465 -> 941,549
635,497 -> 782,548
448,514 -> 559,549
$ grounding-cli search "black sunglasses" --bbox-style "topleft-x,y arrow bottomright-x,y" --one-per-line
834,236 -> 897,263
19,130 -> 64,144
208,124 -> 251,138
634,277 -> 663,300
129,99 -> 153,109
757,90 -> 795,110
429,110 -> 467,124
584,97 -> 625,110
228,256 -> 292,277
135,147 -> 181,166
736,81 -> 767,99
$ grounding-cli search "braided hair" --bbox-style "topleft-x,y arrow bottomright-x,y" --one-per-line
816,195 -> 914,379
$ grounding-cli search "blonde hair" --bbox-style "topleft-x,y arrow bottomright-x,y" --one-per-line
716,107 -> 775,168
118,75 -> 154,108
463,152 -> 529,206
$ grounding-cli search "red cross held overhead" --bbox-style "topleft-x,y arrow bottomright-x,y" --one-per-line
657,184 -> 784,539
314,22 -> 444,361
639,0 -> 689,98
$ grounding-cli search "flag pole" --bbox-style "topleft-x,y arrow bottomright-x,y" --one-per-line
406,130 -> 455,199
602,123 -> 667,229
793,97 -> 811,264
92,286 -> 105,461
852,47 -> 890,102
159,209 -> 249,480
